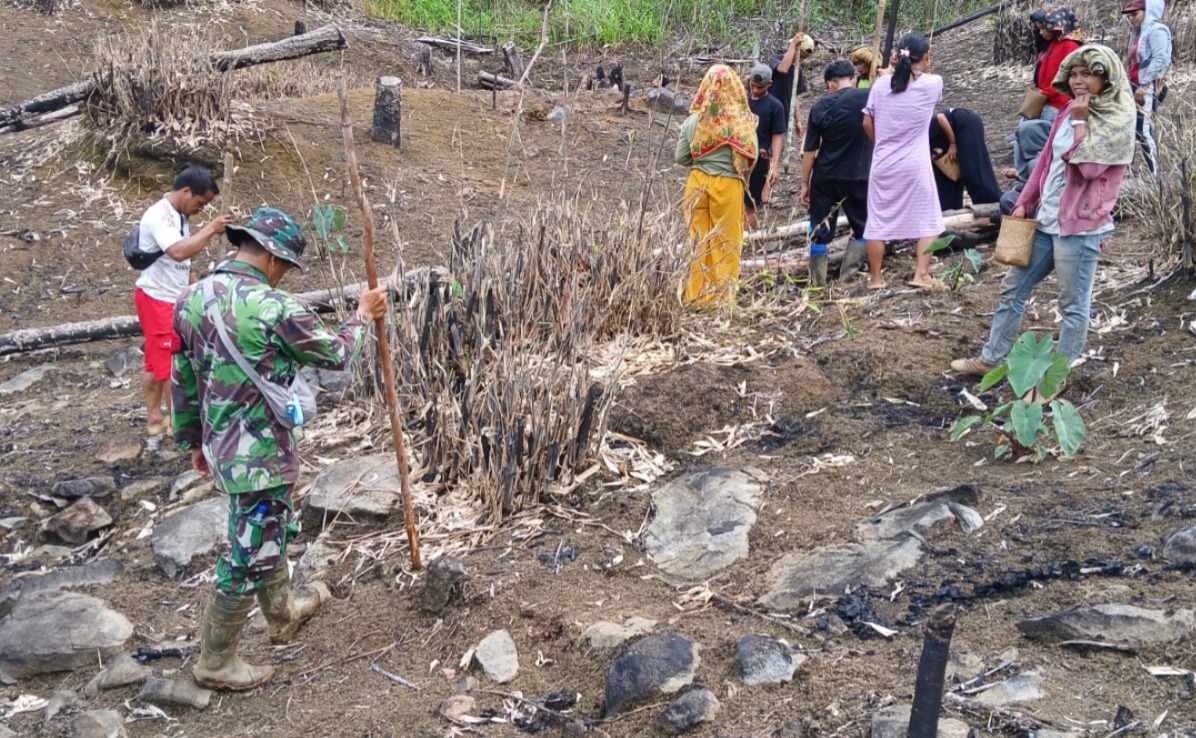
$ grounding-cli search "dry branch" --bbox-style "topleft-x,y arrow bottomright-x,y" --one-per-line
415,36 -> 493,54
477,72 -> 517,90
0,24 -> 347,132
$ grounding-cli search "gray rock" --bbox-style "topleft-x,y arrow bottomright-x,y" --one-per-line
137,675 -> 212,709
0,559 -> 124,617
474,629 -> 519,683
760,537 -> 924,609
735,634 -> 806,686
1017,604 -> 1196,645
871,704 -> 970,738
644,467 -> 761,580
422,555 -> 468,612
29,544 -> 74,563
0,665 -> 14,686
657,687 -> 720,734
439,694 -> 477,721
303,454 -> 405,528
70,710 -> 127,738
294,534 -> 339,584
0,723 -> 13,738
83,652 -> 151,695
547,106 -> 569,123
1163,525 -> 1196,565
605,633 -> 700,715
119,478 -> 166,501
0,590 -> 133,678
583,617 -> 657,649
856,485 -> 982,542
151,497 -> 226,578
105,346 -> 142,378
0,365 -> 51,395
0,516 -> 28,531
170,470 -> 212,499
43,497 -> 113,544
52,476 -> 117,500
452,675 -> 478,694
972,671 -> 1044,706
96,440 -> 143,465
45,689 -> 81,720
300,366 -> 353,396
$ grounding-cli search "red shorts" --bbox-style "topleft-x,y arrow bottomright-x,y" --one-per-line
134,288 -> 180,381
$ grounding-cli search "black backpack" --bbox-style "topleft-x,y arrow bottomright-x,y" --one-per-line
123,228 -> 165,271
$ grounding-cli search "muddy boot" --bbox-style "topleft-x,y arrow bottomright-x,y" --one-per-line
193,592 -> 275,691
839,238 -> 868,280
257,566 -> 331,645
808,243 -> 828,287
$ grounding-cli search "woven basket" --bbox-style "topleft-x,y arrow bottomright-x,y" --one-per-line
994,216 -> 1038,267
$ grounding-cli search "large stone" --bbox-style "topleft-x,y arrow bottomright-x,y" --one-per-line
300,365 -> 353,396
70,710 -> 127,738
657,687 -> 720,734
0,590 -> 133,678
151,497 -> 226,577
105,346 -> 142,378
605,633 -> 700,715
84,651 -> 151,695
644,467 -> 762,580
0,365 -> 51,395
294,534 -> 339,584
96,440 -> 143,465
474,629 -> 519,684
856,485 -> 982,542
972,671 -> 1045,706
46,689 -> 81,720
871,704 -> 970,738
582,617 -> 657,650
735,634 -> 806,686
137,676 -> 212,709
43,497 -> 113,544
170,470 -> 213,500
422,555 -> 468,612
760,538 -> 924,609
1017,604 -> 1196,645
0,559 -> 124,617
120,478 -> 166,501
51,476 -> 117,500
1163,525 -> 1196,565
303,454 -> 404,528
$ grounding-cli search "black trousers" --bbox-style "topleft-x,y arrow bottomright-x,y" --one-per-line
808,177 -> 868,244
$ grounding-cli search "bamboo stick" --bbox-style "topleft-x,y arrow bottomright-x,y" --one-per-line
870,0 -> 888,82
336,79 -> 422,570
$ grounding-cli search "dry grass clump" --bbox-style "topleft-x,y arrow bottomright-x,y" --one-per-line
389,200 -> 688,524
83,22 -> 339,165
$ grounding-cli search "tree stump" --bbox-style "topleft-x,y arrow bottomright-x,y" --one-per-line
370,76 -> 402,148
294,20 -> 307,36
501,41 -> 523,78
418,46 -> 433,76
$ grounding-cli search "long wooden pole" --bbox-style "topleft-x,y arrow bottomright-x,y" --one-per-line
881,0 -> 901,66
870,0 -> 888,82
336,79 -> 422,570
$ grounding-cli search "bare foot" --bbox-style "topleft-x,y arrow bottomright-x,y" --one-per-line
1001,167 -> 1018,179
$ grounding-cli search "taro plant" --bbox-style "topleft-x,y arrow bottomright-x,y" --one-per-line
950,331 -> 1086,461
309,203 -> 350,258
924,234 -> 982,291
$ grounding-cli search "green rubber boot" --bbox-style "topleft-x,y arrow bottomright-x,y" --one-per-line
193,592 -> 275,691
257,567 -> 331,645
840,238 -> 869,280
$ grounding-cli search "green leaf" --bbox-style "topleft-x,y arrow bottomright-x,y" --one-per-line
335,234 -> 350,253
986,401 -> 1013,423
964,248 -> 982,273
1051,399 -> 1086,456
311,205 -> 333,239
451,279 -> 464,298
1010,400 -> 1046,448
1006,332 -> 1055,396
331,207 -> 346,232
978,364 -> 1009,392
1039,353 -> 1070,400
950,415 -> 983,441
923,234 -> 958,256
994,443 -> 1011,459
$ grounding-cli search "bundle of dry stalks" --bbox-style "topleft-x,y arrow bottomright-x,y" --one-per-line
83,22 -> 340,164
388,201 -> 688,524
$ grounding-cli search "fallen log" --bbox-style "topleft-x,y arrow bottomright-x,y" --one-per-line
0,24 -> 348,131
0,267 -> 443,357
415,36 -> 494,54
747,203 -> 999,244
477,71 -> 517,90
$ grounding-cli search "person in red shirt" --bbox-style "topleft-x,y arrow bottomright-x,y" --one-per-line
1034,6 -> 1084,123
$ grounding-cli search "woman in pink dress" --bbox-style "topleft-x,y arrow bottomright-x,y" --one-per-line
862,32 -> 944,289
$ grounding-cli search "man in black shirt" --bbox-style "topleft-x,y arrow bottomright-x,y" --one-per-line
745,63 -> 789,230
768,32 -> 814,141
800,60 -> 873,286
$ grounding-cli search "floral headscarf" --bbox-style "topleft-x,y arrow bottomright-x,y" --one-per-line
1043,6 -> 1084,41
1051,44 -> 1136,165
689,64 -> 759,179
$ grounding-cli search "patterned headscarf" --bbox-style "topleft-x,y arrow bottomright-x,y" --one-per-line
1051,44 -> 1136,166
689,64 -> 759,179
1042,6 -> 1084,41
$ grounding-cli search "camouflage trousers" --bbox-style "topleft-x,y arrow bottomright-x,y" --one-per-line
214,485 -> 300,597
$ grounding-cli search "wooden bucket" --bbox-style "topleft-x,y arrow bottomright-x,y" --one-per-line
994,216 -> 1037,267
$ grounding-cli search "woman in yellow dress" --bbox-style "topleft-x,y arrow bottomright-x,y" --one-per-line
675,64 -> 759,306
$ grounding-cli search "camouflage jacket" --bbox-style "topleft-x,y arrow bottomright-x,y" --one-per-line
172,260 -> 368,494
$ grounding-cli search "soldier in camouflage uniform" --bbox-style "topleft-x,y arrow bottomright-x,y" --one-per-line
172,206 -> 388,691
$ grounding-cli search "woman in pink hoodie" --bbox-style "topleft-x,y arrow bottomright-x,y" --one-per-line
952,44 -> 1135,376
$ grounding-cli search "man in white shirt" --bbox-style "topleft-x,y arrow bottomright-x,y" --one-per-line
134,166 -> 233,435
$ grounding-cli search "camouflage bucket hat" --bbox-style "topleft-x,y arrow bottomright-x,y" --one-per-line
226,206 -> 308,273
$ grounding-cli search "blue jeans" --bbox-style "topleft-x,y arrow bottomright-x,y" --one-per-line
981,230 -> 1104,365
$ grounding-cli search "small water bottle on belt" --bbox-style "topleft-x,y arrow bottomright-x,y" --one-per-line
249,501 -> 270,524
286,392 -> 305,427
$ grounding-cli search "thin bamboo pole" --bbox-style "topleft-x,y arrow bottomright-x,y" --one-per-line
870,0 -> 888,82
336,79 -> 422,569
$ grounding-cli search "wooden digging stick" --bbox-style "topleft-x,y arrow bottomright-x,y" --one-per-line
881,0 -> 902,65
336,79 -> 422,569
870,0 -> 888,82
221,151 -> 235,216
908,603 -> 958,738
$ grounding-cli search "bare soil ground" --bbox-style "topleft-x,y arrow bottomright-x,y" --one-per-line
1,2 -> 1195,737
